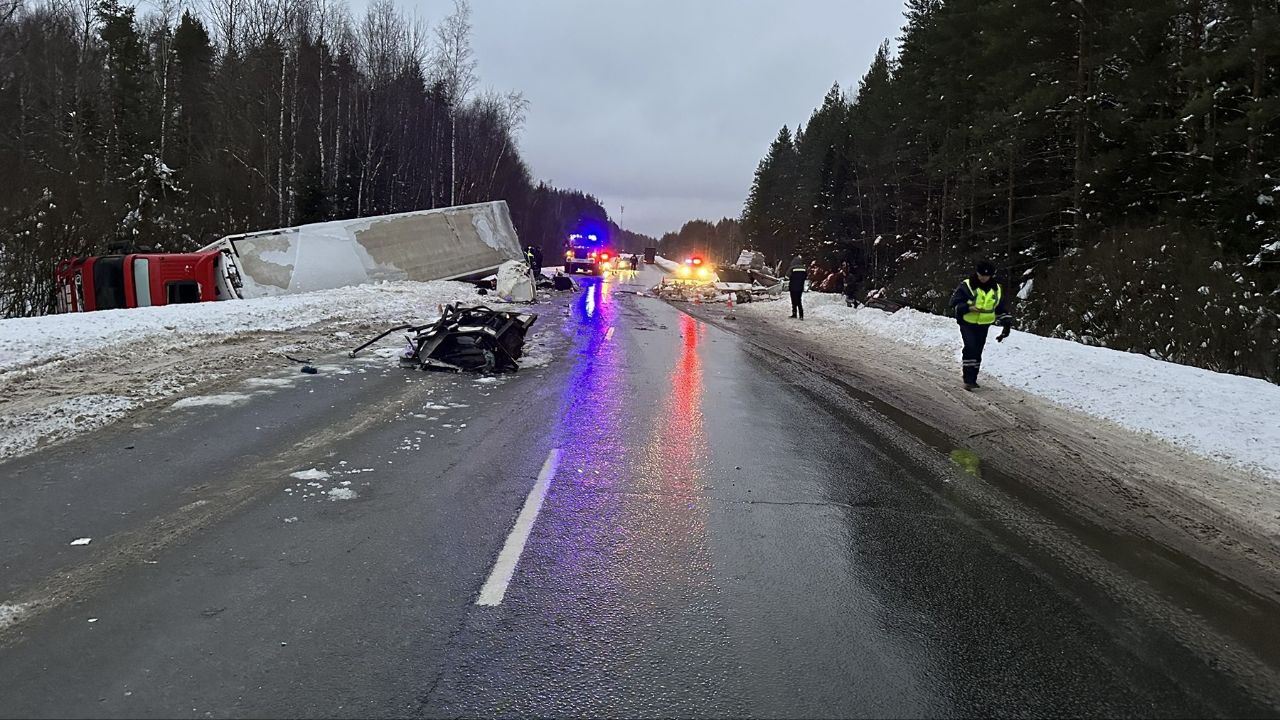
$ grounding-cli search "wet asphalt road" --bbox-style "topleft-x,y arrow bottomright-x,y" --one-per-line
1,266 -> 1278,718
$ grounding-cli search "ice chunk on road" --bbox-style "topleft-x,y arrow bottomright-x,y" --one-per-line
171,393 -> 253,408
0,602 -> 32,630
326,487 -> 357,501
244,377 -> 297,389
69,537 -> 92,546
290,468 -> 330,481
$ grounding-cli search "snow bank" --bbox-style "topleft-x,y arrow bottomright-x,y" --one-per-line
0,280 -> 487,376
654,256 -> 681,273
743,293 -> 1280,481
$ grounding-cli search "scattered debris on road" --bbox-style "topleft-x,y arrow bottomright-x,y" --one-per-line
652,276 -> 783,305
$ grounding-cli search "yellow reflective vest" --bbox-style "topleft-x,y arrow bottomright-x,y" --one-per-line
962,279 -> 1001,325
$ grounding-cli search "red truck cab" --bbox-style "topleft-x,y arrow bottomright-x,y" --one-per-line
55,250 -> 228,312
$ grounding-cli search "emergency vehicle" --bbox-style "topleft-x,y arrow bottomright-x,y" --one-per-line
564,233 -> 616,276
676,255 -> 714,281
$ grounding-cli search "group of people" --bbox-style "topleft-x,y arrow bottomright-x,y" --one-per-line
785,255 -> 1012,390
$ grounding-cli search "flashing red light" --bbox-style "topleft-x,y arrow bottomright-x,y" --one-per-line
601,252 -> 611,261
692,257 -> 703,265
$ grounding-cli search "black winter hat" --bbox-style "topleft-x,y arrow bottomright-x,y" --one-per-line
975,259 -> 996,276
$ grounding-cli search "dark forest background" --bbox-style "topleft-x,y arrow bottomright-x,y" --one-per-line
740,0 -> 1278,382
0,0 -> 649,316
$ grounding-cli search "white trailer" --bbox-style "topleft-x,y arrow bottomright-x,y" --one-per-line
201,201 -> 524,300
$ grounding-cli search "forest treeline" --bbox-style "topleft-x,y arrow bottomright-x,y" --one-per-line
741,0 -> 1278,381
0,0 -> 641,316
656,217 -> 742,265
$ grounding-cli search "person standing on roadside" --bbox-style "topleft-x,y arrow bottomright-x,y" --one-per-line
948,259 -> 1012,389
525,244 -> 543,279
788,254 -> 807,319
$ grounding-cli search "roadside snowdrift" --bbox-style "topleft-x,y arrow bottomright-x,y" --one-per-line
0,281 -> 499,459
0,281 -> 483,376
739,293 -> 1280,481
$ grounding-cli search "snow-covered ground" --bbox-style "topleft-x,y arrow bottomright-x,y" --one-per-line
0,281 -> 523,459
738,293 -> 1280,482
0,281 -> 485,376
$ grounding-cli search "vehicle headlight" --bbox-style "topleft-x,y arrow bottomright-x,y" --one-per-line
697,267 -> 709,278
679,266 -> 689,276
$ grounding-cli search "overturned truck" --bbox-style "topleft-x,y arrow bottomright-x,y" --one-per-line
55,202 -> 524,312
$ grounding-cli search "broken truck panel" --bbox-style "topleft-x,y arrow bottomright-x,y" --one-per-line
495,260 -> 536,303
715,266 -> 753,284
200,201 -> 524,299
735,250 -> 767,270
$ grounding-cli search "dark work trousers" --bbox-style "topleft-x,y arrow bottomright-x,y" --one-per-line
789,271 -> 807,318
959,322 -> 991,384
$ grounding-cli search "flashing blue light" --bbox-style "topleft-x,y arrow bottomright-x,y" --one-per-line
587,234 -> 597,241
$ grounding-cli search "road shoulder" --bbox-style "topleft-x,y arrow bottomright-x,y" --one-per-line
680,296 -> 1280,602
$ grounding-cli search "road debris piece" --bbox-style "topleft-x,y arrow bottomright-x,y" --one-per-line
735,250 -> 767,270
351,303 -> 538,373
862,289 -> 907,313
715,266 -> 753,284
550,273 -> 577,291
69,537 -> 92,546
495,260 -> 536,302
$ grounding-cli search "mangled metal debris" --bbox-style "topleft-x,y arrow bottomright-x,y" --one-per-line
549,273 -> 577,291
350,303 -> 538,373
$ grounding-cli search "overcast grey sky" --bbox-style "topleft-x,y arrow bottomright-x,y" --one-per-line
454,1 -> 908,238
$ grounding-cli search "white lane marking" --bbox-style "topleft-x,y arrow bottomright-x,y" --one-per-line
476,449 -> 562,606
605,326 -> 615,341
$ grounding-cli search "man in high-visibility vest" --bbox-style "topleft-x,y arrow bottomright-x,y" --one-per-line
524,244 -> 543,279
948,259 -> 1013,390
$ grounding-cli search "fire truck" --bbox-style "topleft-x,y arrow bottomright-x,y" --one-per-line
563,232 -> 616,276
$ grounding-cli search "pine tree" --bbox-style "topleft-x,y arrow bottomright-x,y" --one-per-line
742,125 -> 801,260
97,0 -> 153,178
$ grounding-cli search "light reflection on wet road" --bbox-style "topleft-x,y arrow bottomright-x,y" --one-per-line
430,270 -> 1278,717
429,274 -> 743,717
